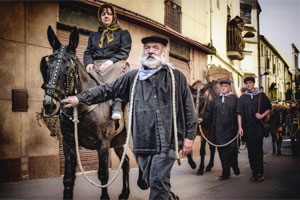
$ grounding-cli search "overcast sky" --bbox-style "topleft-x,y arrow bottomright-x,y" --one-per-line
258,0 -> 300,68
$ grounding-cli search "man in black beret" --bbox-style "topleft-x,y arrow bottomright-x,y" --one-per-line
199,80 -> 243,180
62,36 -> 197,199
239,76 -> 271,181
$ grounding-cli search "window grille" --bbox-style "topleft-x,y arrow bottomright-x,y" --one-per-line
165,0 -> 181,33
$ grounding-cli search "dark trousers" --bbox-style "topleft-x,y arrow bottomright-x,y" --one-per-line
137,150 -> 176,200
246,137 -> 264,176
218,145 -> 238,177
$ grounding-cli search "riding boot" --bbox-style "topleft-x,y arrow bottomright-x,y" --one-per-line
112,98 -> 123,120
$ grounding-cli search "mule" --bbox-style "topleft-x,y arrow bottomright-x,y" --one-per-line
187,80 -> 219,175
40,26 -> 130,200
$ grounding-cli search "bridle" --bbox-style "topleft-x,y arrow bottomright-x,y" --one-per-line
41,45 -> 80,118
42,45 -> 79,100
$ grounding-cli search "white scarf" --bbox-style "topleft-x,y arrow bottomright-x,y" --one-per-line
220,91 -> 233,103
245,88 -> 261,99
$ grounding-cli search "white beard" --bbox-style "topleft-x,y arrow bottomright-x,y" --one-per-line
140,52 -> 166,69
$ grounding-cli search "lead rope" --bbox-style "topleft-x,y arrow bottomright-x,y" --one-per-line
72,72 -> 139,188
168,66 -> 181,165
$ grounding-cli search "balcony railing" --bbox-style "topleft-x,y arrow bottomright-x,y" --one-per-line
227,26 -> 244,60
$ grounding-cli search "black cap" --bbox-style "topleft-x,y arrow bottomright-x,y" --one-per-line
141,36 -> 168,46
219,80 -> 231,85
244,76 -> 255,83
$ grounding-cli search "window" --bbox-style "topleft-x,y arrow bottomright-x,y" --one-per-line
165,0 -> 181,33
240,2 -> 252,24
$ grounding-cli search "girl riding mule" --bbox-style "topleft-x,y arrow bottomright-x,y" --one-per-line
40,26 -> 132,200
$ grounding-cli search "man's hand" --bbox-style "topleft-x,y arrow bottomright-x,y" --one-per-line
238,128 -> 244,136
198,118 -> 203,123
86,64 -> 94,72
256,113 -> 263,120
182,138 -> 193,156
98,60 -> 113,73
61,96 -> 79,108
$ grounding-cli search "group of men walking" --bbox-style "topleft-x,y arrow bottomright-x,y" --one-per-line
199,77 -> 271,182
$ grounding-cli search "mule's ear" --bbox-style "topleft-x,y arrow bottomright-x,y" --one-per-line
68,26 -> 79,53
47,26 -> 61,51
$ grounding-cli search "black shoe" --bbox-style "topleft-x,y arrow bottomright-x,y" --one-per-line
257,174 -> 264,182
233,167 -> 240,176
219,175 -> 230,180
251,174 -> 258,181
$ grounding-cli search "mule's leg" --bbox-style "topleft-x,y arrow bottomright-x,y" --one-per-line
276,133 -> 282,156
113,147 -> 130,200
272,134 -> 276,154
206,144 -> 215,171
197,139 -> 206,175
137,166 -> 149,190
62,139 -> 77,200
187,152 -> 197,169
97,141 -> 110,200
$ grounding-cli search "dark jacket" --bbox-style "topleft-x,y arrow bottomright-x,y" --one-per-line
202,94 -> 240,146
239,92 -> 271,140
83,28 -> 132,66
77,65 -> 197,154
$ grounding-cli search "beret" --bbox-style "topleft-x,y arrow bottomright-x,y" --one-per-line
141,36 -> 168,46
219,80 -> 231,85
244,76 -> 255,83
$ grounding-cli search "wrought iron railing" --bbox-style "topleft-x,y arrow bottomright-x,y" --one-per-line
227,26 -> 243,53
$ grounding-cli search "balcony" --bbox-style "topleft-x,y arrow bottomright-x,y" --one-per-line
227,26 -> 244,60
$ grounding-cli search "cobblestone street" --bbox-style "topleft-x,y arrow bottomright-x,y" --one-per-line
0,136 -> 299,199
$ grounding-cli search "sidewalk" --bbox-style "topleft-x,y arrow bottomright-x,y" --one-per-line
0,136 -> 299,199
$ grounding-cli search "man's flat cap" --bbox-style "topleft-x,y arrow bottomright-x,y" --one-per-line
141,36 -> 168,46
244,76 -> 255,83
219,80 -> 231,85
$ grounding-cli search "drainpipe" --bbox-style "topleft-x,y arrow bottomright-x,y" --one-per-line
257,2 -> 262,90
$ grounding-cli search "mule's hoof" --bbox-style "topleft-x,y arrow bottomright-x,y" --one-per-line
205,166 -> 212,172
101,194 -> 110,200
188,160 -> 196,169
197,169 -> 204,175
137,179 -> 149,190
63,189 -> 73,200
118,191 -> 129,200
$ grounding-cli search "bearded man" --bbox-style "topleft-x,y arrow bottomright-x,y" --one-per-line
62,36 -> 197,200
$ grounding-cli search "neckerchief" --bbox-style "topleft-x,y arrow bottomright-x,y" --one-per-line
219,91 -> 233,103
138,65 -> 162,81
98,7 -> 120,48
138,62 -> 175,81
245,88 -> 261,99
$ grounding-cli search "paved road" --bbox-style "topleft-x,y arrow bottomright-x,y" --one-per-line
0,136 -> 299,199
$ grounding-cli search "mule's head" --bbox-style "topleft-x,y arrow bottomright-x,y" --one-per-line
201,80 -> 220,102
40,26 -> 79,116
